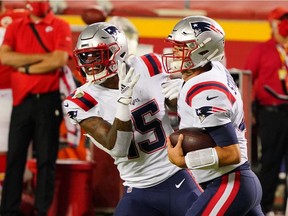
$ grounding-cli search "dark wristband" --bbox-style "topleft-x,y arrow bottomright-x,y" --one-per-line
24,65 -> 30,74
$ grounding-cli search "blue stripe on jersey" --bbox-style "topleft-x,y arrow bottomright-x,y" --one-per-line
186,81 -> 236,106
67,90 -> 97,111
205,122 -> 238,147
141,53 -> 162,77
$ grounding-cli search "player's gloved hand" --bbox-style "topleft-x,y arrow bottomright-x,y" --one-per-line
161,78 -> 183,100
117,61 -> 140,105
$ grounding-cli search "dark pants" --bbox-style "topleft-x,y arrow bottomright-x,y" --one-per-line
0,91 -> 63,216
114,169 -> 202,216
257,105 -> 288,213
186,163 -> 263,216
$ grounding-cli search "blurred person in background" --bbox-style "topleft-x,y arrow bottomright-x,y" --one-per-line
57,64 -> 83,160
245,7 -> 288,215
0,0 -> 72,215
64,22 -> 202,216
0,0 -> 28,199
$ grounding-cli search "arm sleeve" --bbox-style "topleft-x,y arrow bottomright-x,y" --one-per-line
2,21 -> 16,48
191,89 -> 233,127
205,122 -> 238,147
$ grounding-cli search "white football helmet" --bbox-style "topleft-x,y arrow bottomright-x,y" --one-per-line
74,22 -> 128,84
162,16 -> 225,73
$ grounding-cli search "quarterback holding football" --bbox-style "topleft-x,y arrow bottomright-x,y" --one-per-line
165,16 -> 264,215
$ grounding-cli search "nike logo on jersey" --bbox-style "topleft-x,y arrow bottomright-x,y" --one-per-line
63,103 -> 69,107
175,178 -> 185,188
206,95 -> 218,101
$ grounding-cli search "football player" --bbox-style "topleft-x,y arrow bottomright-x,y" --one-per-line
64,22 -> 202,216
165,16 -> 264,215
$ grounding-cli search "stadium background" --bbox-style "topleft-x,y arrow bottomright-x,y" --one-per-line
4,1 -> 288,215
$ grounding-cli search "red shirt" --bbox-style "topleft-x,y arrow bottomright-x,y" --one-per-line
245,38 -> 288,106
0,9 -> 28,89
3,12 -> 72,105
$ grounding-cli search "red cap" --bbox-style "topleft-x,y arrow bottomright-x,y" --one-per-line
268,7 -> 288,21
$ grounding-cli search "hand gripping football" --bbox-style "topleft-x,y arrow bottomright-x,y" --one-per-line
169,127 -> 216,155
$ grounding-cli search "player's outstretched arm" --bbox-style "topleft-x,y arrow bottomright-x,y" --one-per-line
80,62 -> 140,157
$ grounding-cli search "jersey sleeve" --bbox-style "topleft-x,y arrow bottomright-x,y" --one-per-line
64,89 -> 100,124
2,19 -> 18,48
1,11 -> 28,48
0,9 -> 28,28
128,53 -> 169,87
187,81 -> 236,127
138,53 -> 169,77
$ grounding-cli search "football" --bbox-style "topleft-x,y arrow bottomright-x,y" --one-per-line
169,127 -> 216,155
81,7 -> 107,25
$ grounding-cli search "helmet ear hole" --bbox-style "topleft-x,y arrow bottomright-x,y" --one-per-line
120,52 -> 126,58
199,50 -> 209,56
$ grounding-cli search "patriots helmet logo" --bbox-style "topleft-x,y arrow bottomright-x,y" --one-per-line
196,106 -> 226,122
190,21 -> 223,37
67,110 -> 78,119
104,26 -> 120,41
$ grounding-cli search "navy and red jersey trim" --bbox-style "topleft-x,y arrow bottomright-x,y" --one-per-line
141,53 -> 162,77
186,81 -> 236,106
67,90 -> 98,111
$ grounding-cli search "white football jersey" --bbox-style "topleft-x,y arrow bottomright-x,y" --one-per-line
64,53 -> 180,188
178,61 -> 248,183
